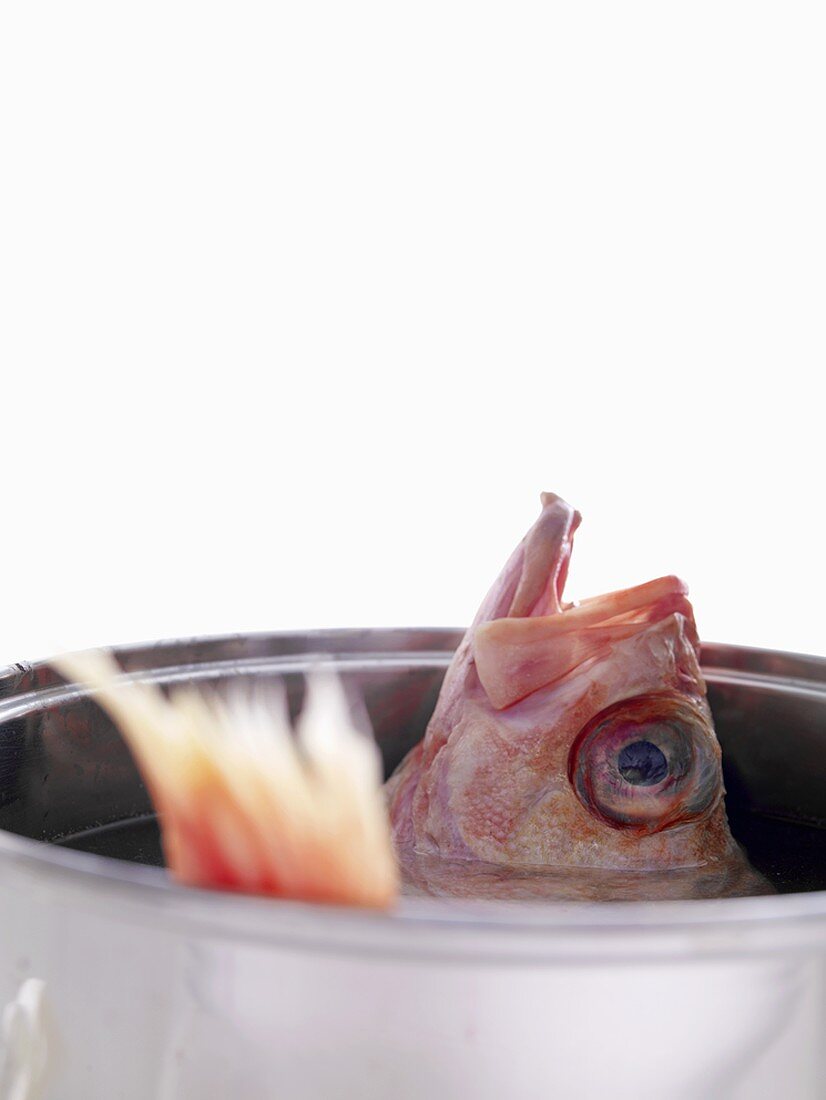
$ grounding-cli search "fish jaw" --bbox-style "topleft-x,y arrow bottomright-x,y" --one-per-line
472,492 -> 582,624
406,492 -> 583,786
388,495 -> 737,873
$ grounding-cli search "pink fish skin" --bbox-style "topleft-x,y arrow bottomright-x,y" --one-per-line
387,493 -> 738,872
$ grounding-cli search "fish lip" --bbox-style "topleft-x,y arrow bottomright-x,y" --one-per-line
474,572 -> 700,711
548,505 -> 581,612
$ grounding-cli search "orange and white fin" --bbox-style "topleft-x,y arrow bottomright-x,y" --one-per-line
51,650 -> 399,909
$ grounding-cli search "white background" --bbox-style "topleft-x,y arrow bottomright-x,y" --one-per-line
0,2 -> 822,666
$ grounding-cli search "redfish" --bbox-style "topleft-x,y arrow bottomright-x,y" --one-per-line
388,492 -> 743,881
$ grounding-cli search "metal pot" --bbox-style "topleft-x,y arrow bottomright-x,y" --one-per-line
0,630 -> 824,1099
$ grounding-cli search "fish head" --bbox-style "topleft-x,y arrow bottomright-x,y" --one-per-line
388,493 -> 735,871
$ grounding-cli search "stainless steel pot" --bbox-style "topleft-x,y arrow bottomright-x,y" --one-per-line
0,631 -> 824,1099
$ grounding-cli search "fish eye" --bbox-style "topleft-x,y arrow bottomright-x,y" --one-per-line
568,694 -> 722,834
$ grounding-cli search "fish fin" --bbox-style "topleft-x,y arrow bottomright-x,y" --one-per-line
51,650 -> 399,909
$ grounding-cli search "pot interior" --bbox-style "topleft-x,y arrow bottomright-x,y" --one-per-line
0,631 -> 824,896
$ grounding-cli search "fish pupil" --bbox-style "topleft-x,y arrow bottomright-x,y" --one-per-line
618,741 -> 668,786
